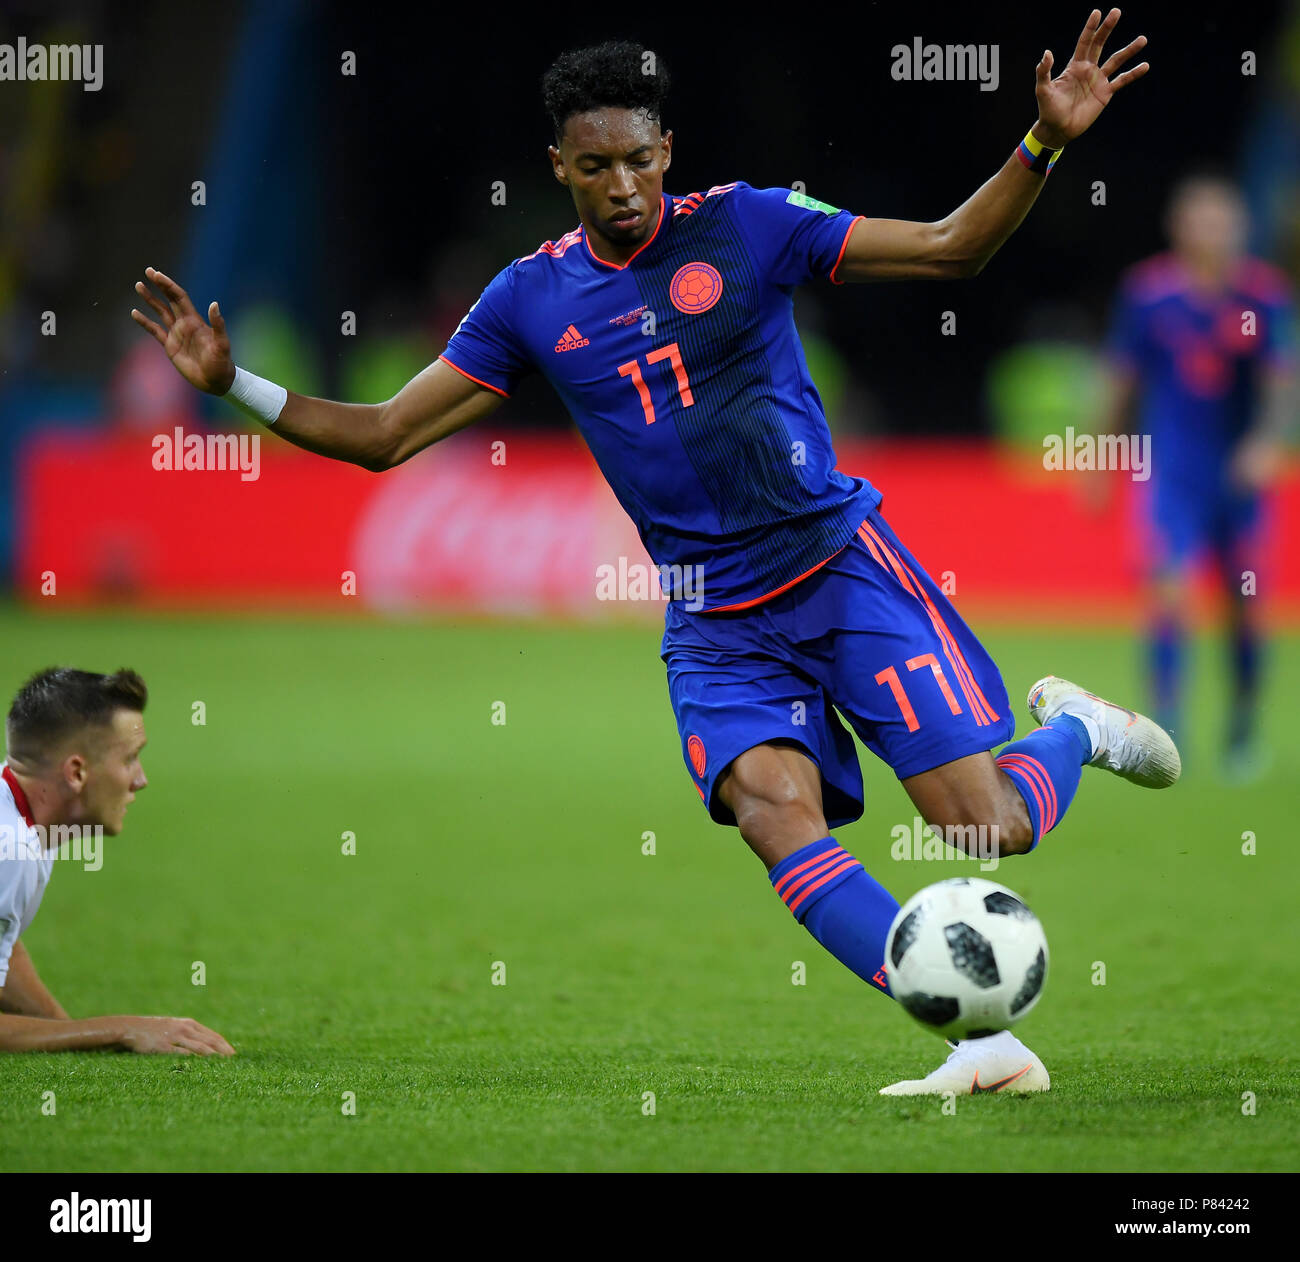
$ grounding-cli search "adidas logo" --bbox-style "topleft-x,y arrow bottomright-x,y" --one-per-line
554,324 -> 590,352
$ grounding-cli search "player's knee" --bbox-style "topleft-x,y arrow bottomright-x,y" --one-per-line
937,801 -> 1033,857
727,772 -> 825,853
993,809 -> 1034,856
735,796 -> 826,855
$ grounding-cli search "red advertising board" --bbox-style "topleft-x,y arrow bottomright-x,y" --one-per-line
15,427 -> 1299,622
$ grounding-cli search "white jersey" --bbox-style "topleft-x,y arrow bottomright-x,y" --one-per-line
0,764 -> 54,988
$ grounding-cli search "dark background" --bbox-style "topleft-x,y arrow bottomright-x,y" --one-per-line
1,0 -> 1294,440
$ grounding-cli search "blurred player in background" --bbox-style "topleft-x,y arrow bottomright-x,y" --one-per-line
1101,173 -> 1296,778
0,667 -> 235,1055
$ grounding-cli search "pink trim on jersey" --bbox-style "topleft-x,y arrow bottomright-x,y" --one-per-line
829,215 -> 866,286
517,226 -> 585,265
2,764 -> 36,828
703,549 -> 841,613
438,355 -> 510,398
582,194 -> 669,270
671,182 -> 739,218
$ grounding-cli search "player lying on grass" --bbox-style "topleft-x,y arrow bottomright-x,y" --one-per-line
0,668 -> 234,1055
132,10 -> 1171,1094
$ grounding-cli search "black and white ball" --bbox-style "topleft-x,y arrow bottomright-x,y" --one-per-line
884,878 -> 1048,1040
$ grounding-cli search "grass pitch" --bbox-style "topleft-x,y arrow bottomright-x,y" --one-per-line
0,604 -> 1295,1172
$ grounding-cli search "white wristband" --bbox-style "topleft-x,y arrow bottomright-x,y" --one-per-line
224,365 -> 288,425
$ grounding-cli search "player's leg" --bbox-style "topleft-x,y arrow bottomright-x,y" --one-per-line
661,605 -> 894,999
712,739 -> 827,868
898,718 -> 1094,858
1222,570 -> 1263,758
800,508 -> 1179,863
1216,493 -> 1266,768
898,750 -> 1034,857
1148,569 -> 1188,742
713,740 -> 896,996
1140,482 -> 1199,744
814,510 -> 1097,857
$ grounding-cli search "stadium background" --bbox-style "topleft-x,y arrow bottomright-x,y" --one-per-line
1,0 -> 1298,1175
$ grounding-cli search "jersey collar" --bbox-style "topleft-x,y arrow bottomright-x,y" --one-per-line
2,764 -> 36,828
582,193 -> 669,271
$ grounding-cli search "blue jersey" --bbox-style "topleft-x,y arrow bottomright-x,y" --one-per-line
1107,251 -> 1295,494
440,182 -> 880,612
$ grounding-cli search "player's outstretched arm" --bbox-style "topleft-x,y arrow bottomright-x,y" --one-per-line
0,939 -> 69,1019
131,267 -> 503,471
0,1009 -> 235,1054
837,8 -> 1148,282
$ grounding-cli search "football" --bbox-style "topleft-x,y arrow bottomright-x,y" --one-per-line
884,878 -> 1048,1041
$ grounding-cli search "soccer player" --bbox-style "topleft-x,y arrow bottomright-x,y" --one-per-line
132,11 -> 1171,1094
0,668 -> 235,1055
1101,173 -> 1296,777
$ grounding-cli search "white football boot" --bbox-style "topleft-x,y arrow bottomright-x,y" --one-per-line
1027,675 -> 1181,789
879,1030 -> 1049,1096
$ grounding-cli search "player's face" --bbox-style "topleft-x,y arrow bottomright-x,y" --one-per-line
1169,184 -> 1247,267
77,710 -> 148,836
549,109 -> 672,255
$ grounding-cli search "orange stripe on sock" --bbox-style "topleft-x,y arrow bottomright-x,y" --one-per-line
1018,755 -> 1059,831
998,753 -> 1057,833
997,754 -> 1050,833
1005,754 -> 1058,831
772,846 -> 847,901
787,856 -> 862,917
778,850 -> 853,907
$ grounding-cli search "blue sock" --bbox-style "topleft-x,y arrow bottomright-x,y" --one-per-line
995,716 -> 1089,850
1229,620 -> 1261,748
769,838 -> 896,997
1150,616 -> 1183,736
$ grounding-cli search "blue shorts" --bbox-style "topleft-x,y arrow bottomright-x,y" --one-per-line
1144,483 -> 1262,576
661,507 -> 1015,828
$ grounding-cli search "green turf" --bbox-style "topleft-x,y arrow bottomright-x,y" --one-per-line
0,603 -> 1294,1172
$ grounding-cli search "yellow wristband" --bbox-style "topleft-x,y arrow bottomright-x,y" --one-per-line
1015,128 -> 1063,176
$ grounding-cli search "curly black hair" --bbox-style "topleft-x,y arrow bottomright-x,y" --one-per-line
542,40 -> 670,144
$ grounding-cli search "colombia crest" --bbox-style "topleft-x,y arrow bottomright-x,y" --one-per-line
687,733 -> 707,777
669,262 -> 723,314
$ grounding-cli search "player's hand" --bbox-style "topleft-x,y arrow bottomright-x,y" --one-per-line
1230,435 -> 1282,493
131,267 -> 236,396
115,1015 -> 236,1056
1033,9 -> 1149,148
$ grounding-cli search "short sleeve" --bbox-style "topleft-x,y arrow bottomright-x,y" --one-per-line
0,916 -> 15,986
0,851 -> 20,987
728,183 -> 862,288
1106,276 -> 1148,373
439,265 -> 533,397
